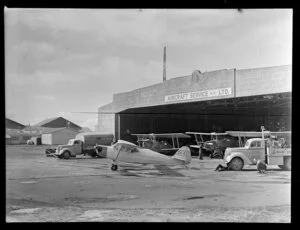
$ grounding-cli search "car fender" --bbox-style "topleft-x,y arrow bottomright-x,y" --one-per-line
225,152 -> 252,165
56,148 -> 73,156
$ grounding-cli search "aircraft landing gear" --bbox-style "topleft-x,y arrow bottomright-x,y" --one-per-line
111,164 -> 118,171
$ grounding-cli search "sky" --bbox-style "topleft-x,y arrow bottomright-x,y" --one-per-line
5,8 -> 292,131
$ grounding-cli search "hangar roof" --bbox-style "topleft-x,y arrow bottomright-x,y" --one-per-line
34,117 -> 82,129
5,118 -> 25,130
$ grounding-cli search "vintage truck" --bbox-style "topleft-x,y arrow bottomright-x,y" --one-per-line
45,133 -> 114,159
224,136 -> 291,171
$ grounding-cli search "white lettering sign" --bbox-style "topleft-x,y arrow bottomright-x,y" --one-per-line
165,87 -> 232,102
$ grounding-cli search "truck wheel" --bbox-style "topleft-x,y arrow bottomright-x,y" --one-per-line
63,151 -> 70,159
228,157 -> 244,171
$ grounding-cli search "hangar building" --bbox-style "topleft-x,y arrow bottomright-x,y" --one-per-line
96,65 -> 291,143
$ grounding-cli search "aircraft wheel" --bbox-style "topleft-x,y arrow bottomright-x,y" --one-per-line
111,165 -> 118,171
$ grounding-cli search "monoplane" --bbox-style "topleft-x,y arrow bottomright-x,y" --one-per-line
94,140 -> 191,171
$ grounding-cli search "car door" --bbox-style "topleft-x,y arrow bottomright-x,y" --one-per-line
73,140 -> 82,155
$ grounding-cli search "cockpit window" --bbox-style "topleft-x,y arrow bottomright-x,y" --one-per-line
130,148 -> 138,153
114,143 -> 138,153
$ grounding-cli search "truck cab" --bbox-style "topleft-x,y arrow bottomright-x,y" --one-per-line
55,139 -> 83,159
224,138 -> 266,170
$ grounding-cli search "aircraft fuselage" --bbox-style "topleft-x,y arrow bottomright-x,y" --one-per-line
106,145 -> 185,166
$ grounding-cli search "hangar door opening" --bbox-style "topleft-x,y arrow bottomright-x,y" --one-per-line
115,92 -> 291,143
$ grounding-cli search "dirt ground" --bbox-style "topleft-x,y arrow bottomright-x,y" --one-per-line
6,145 -> 291,222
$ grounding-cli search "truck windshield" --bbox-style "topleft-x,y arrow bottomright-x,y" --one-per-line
68,140 -> 73,145
244,140 -> 251,148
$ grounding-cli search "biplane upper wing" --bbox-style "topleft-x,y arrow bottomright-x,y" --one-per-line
269,131 -> 291,136
225,131 -> 272,137
186,132 -> 213,135
132,133 -> 190,138
131,134 -> 153,137
150,133 -> 191,138
186,132 -> 228,135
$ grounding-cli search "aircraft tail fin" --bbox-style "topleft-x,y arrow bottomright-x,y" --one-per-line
171,146 -> 191,165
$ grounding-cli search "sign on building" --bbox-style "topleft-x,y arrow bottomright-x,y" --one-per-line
165,87 -> 232,103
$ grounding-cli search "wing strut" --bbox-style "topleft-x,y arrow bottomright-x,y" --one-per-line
114,147 -> 123,163
172,136 -> 175,148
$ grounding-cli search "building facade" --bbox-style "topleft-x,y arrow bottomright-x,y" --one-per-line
97,65 -> 292,142
41,128 -> 79,145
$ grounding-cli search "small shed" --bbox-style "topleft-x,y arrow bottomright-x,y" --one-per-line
31,136 -> 42,145
41,128 -> 78,145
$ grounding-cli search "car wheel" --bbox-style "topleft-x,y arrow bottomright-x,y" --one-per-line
229,157 -> 244,171
63,151 -> 70,159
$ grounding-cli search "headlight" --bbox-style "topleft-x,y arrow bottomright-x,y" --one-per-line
226,156 -> 231,162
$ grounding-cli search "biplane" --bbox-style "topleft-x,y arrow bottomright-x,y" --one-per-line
131,133 -> 191,155
94,140 -> 191,171
186,132 -> 239,159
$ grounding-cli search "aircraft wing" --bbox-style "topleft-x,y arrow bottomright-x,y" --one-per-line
131,134 -> 153,138
151,133 -> 191,138
269,131 -> 291,136
226,131 -> 272,137
186,132 -> 213,135
210,132 -> 228,135
132,133 -> 190,138
186,132 -> 227,135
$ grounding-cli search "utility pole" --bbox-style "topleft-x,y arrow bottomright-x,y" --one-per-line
163,46 -> 166,82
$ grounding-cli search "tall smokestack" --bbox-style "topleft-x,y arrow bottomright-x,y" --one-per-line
163,46 -> 166,82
